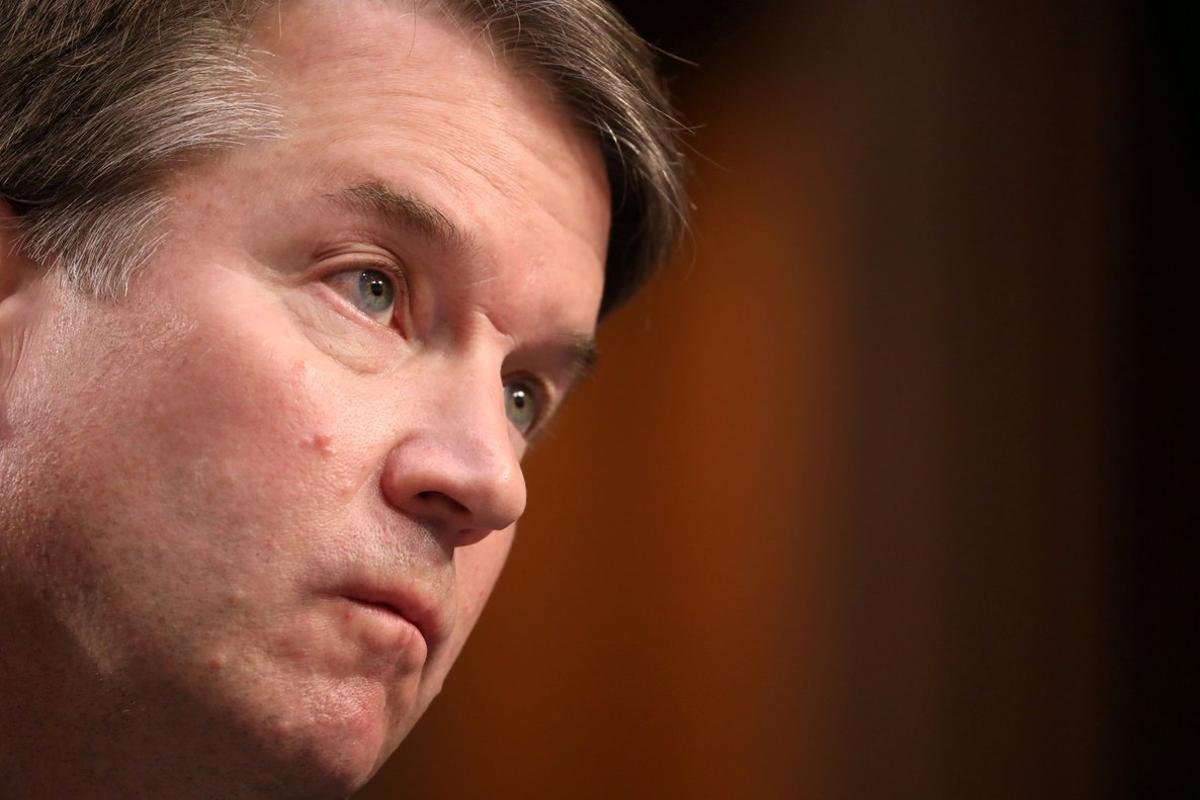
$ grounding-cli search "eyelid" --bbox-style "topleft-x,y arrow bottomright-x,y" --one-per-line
322,252 -> 408,293
316,248 -> 411,330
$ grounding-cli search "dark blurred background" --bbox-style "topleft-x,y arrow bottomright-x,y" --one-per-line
361,1 -> 1193,797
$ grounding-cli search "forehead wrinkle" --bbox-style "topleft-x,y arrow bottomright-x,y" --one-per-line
431,133 -> 608,276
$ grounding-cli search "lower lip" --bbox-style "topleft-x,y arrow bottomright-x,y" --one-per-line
342,598 -> 428,660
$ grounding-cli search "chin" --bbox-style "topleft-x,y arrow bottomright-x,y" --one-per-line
225,677 -> 412,798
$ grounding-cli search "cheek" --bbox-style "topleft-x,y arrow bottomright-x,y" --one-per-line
148,346 -> 333,509
123,330 -> 332,533
18,277 -> 380,618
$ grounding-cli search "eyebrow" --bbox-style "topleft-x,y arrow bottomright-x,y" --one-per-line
564,334 -> 600,390
526,334 -> 598,446
323,180 -> 470,252
326,179 -> 600,393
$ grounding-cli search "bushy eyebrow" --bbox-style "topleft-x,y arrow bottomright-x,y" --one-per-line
323,180 -> 471,253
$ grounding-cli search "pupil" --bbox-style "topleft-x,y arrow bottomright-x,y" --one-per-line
513,392 -> 526,409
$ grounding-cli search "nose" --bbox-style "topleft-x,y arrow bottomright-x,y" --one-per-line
380,379 -> 527,547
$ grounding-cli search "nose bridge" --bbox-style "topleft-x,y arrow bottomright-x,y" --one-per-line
381,352 -> 526,541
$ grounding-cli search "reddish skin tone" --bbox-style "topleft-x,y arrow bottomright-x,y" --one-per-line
0,1 -> 609,797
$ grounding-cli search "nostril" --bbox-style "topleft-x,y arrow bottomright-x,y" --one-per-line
416,490 -> 470,515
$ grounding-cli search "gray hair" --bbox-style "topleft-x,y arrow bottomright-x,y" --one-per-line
0,0 -> 686,315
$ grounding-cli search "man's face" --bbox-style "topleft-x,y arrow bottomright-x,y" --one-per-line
0,0 -> 607,793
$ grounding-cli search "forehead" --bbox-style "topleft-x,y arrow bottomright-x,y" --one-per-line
254,2 -> 609,250
247,0 -> 611,297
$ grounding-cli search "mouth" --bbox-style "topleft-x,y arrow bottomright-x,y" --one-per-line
339,585 -> 445,653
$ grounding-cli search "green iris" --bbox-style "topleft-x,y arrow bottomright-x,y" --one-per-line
355,269 -> 394,314
504,381 -> 538,433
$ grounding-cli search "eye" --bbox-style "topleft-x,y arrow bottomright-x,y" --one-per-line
323,268 -> 397,324
503,380 -> 541,435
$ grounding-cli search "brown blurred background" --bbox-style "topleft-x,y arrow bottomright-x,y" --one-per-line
360,2 -> 1191,798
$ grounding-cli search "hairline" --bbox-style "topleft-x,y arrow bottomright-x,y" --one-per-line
1,0 -> 685,313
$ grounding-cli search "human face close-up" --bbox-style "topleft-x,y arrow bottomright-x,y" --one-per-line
0,0 -> 608,796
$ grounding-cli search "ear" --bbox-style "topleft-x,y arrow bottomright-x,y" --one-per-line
0,200 -> 51,419
0,199 -> 47,346
0,201 -> 27,411
0,199 -> 35,302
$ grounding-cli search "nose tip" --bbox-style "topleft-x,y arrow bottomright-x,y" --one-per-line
381,433 -> 526,544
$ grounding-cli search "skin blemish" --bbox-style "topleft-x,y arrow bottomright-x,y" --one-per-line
306,432 -> 334,456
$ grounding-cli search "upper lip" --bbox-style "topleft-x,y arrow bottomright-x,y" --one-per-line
341,583 -> 447,650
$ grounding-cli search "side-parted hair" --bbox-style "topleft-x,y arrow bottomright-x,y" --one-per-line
0,0 -> 686,316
